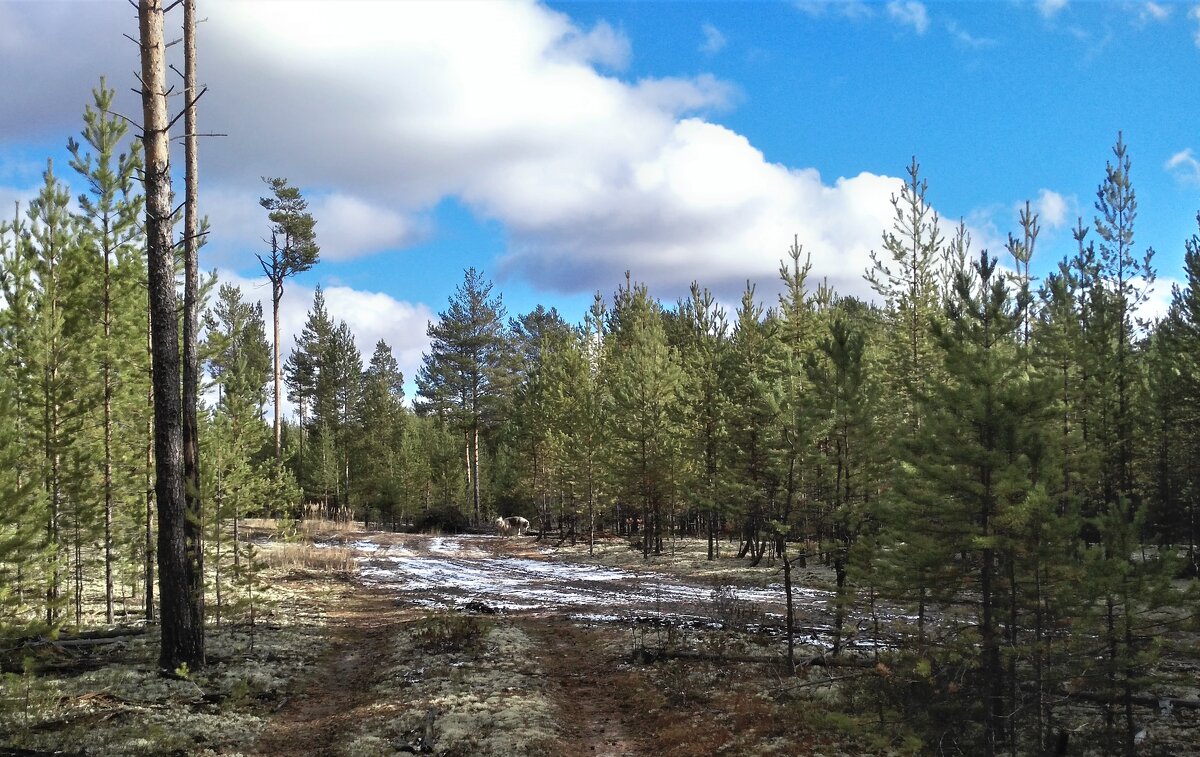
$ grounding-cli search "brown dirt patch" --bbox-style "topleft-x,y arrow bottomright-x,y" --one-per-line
246,584 -> 414,756
522,617 -> 648,757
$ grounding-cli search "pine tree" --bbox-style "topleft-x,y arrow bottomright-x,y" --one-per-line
508,306 -> 571,536
0,216 -> 46,629
865,157 -> 944,432
258,177 -> 319,462
606,279 -> 683,557
67,79 -> 145,624
675,283 -> 729,559
285,285 -> 333,502
140,0 -> 202,671
889,249 -> 1042,753
23,161 -> 96,628
724,283 -> 784,566
353,341 -> 407,527
317,321 -> 363,518
1163,212 -> 1200,575
805,302 -> 874,657
416,267 -> 511,524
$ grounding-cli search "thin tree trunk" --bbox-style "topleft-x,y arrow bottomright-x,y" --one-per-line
273,282 -> 283,461
472,425 -> 481,524
783,552 -> 795,673
103,232 -> 114,623
181,0 -> 204,656
145,306 -> 155,624
140,0 -> 202,671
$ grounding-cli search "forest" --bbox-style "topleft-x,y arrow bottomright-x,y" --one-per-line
2,2 -> 1200,756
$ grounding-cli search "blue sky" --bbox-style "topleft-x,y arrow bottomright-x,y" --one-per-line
1,0 -> 1198,403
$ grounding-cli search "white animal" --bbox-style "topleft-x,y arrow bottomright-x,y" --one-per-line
502,515 -> 530,537
494,517 -> 511,536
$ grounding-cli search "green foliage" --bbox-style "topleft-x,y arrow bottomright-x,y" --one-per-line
413,503 -> 471,534
416,267 -> 512,523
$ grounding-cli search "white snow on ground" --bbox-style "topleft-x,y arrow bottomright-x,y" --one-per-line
349,536 -> 828,621
342,535 -> 897,651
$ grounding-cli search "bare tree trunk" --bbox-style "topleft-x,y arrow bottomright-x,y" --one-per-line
472,426 -> 481,524
273,281 -> 283,461
140,0 -> 202,671
145,309 -> 155,623
181,0 -> 205,654
103,230 -> 114,623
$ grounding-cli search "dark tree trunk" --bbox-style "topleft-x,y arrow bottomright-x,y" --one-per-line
140,0 -> 203,672
181,0 -> 205,662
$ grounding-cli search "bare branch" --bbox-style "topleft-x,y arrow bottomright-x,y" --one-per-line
164,0 -> 184,11
172,229 -> 210,251
101,108 -> 143,132
165,86 -> 208,133
171,131 -> 227,142
123,33 -> 140,46
165,37 -> 182,49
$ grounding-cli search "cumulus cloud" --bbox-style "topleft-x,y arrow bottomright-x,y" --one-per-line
887,1 -> 929,34
308,194 -> 429,262
553,19 -> 631,70
700,22 -> 727,55
1165,148 -> 1200,184
215,269 -> 435,414
0,0 -> 908,304
1033,189 -> 1071,230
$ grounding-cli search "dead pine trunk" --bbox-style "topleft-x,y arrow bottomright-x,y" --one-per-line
139,0 -> 203,672
181,0 -> 205,659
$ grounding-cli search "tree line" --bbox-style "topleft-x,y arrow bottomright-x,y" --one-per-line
0,58 -> 1197,751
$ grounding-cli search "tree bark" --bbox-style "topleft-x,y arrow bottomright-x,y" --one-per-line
181,0 -> 205,659
145,308 -> 155,623
139,0 -> 202,671
273,277 -> 283,461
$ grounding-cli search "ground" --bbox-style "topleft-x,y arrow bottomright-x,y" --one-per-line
2,526 -> 1198,756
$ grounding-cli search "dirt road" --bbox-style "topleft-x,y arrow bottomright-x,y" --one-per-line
253,533 -> 800,756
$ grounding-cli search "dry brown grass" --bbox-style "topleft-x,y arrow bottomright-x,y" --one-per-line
260,542 -> 357,574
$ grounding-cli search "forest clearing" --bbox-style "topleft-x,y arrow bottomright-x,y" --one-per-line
4,3 -> 1200,756
2,521 -> 1198,756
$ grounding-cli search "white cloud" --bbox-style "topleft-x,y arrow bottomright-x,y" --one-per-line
886,1 -> 929,35
1037,0 -> 1069,19
215,269 -> 435,414
553,19 -> 631,70
0,1 -> 909,305
0,184 -> 37,222
1165,148 -> 1200,184
1033,189 -> 1071,230
1134,275 -> 1174,326
309,194 -> 429,262
1137,2 -> 1172,23
1191,5 -> 1200,47
193,1 -> 896,300
945,20 -> 996,49
700,22 -> 727,55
